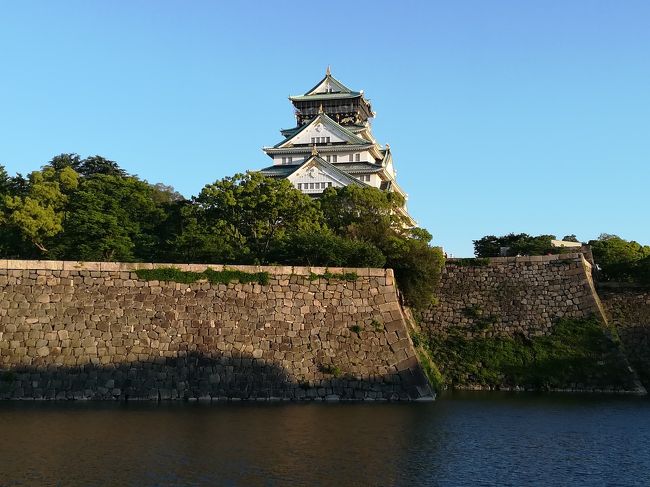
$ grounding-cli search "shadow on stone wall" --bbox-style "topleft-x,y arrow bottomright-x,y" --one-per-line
0,351 -> 431,401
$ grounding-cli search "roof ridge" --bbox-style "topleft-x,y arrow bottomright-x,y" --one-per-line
302,72 -> 355,96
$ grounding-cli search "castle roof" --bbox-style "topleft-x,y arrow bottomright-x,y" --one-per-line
269,111 -> 371,150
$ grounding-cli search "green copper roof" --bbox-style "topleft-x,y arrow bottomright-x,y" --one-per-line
281,123 -> 366,138
258,164 -> 300,177
305,73 -> 355,95
333,162 -> 384,174
289,92 -> 361,102
258,156 -> 369,188
289,72 -> 365,101
270,112 -> 372,149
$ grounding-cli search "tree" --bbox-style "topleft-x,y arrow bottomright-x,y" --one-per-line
46,153 -> 127,178
319,185 -> 408,241
562,234 -> 580,243
271,229 -> 386,267
2,166 -> 78,253
57,174 -> 164,261
75,155 -> 127,178
163,203 -> 239,263
0,164 -> 10,194
319,185 -> 444,308
47,153 -> 82,172
193,172 -> 323,263
150,183 -> 185,205
474,233 -> 556,257
588,234 -> 650,282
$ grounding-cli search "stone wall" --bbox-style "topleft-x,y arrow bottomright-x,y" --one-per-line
0,260 -> 432,401
423,253 -> 605,338
599,286 -> 650,387
420,254 -> 645,393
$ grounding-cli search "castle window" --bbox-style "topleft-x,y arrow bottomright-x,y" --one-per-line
332,155 -> 337,162
287,156 -> 293,163
297,183 -> 302,189
328,182 -> 332,187
348,154 -> 353,162
281,157 -> 286,164
355,153 -> 360,162
326,137 -> 330,144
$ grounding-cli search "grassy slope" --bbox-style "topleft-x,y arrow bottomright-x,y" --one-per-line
426,318 -> 636,391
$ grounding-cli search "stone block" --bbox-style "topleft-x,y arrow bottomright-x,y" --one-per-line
63,261 -> 103,271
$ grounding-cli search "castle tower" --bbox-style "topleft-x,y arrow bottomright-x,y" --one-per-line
259,69 -> 413,224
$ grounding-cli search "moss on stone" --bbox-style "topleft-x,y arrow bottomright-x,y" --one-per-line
134,267 -> 270,286
427,318 -> 636,391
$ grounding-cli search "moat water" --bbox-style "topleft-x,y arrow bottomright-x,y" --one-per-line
1,393 -> 649,486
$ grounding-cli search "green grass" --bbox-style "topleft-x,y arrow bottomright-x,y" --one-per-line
416,347 -> 444,393
371,319 -> 384,332
318,363 -> 342,377
452,258 -> 491,267
349,324 -> 363,334
134,267 -> 270,286
427,318 -> 635,390
309,271 -> 359,282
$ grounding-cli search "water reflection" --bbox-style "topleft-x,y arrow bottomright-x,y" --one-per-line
0,393 -> 648,486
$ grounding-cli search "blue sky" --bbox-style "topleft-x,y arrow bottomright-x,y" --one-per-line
1,1 -> 648,256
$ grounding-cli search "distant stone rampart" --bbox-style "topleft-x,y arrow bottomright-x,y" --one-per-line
423,253 -> 605,338
0,260 -> 432,401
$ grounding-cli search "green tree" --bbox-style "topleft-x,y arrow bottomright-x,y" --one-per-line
473,233 -> 556,257
0,164 -> 10,194
319,185 -> 444,308
193,172 -> 323,263
588,234 -> 650,282
46,153 -> 127,178
3,166 -> 78,253
163,203 -> 239,263
271,229 -> 386,267
58,174 -> 164,261
319,185 -> 409,241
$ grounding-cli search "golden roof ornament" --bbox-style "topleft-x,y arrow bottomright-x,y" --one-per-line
311,145 -> 319,156
318,103 -> 324,114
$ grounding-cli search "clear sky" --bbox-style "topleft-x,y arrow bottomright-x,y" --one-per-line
1,1 -> 648,256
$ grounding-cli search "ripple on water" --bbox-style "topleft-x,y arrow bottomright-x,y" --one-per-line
0,393 -> 648,486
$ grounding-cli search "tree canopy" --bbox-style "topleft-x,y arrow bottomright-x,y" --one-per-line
588,234 -> 650,284
0,155 -> 445,308
473,233 -> 557,258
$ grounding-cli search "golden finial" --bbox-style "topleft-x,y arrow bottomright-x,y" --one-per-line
318,103 -> 324,114
326,65 -> 331,76
311,145 -> 319,156
385,143 -> 390,150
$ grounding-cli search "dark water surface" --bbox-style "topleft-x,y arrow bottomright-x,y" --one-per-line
1,393 -> 649,486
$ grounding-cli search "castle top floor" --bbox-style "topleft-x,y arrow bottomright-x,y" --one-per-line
289,67 -> 373,126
